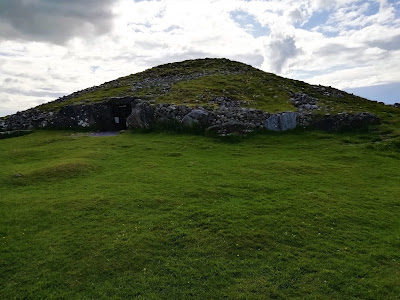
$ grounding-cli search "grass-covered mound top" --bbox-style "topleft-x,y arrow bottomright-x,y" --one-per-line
36,58 -> 398,118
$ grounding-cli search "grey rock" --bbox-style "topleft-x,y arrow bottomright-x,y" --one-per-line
126,101 -> 154,129
0,109 -> 56,131
290,92 -> 319,111
182,109 -> 209,127
311,85 -> 344,98
209,96 -> 243,108
265,112 -> 298,131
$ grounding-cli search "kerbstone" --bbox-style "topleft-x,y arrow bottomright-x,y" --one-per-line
265,112 -> 298,131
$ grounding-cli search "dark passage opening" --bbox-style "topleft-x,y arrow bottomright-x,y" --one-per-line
112,104 -> 132,130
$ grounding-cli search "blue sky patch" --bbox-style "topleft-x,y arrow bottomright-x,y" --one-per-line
345,83 -> 400,104
299,10 -> 338,37
392,0 -> 400,18
90,66 -> 99,74
300,10 -> 330,31
364,1 -> 380,16
0,52 -> 19,57
230,10 -> 270,38
164,25 -> 181,33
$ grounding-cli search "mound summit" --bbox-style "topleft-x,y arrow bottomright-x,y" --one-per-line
1,58 -> 396,135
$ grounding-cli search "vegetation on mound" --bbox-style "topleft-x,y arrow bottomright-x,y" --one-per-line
1,130 -> 399,298
155,73 -> 294,112
36,58 -> 400,121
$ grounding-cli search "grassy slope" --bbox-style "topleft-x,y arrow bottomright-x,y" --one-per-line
1,130 -> 400,299
35,58 -> 400,121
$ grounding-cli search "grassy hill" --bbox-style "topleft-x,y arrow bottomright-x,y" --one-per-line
33,58 -> 400,140
36,58 -> 398,115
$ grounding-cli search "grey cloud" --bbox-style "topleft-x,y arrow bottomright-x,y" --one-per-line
1,70 -> 47,82
0,0 -> 118,44
268,36 -> 302,73
230,54 -> 264,67
317,43 -> 364,58
141,51 -> 212,67
112,49 -> 258,66
4,77 -> 20,84
134,40 -> 169,50
138,51 -> 265,72
0,106 -> 19,117
313,0 -> 335,11
368,35 -> 400,51
0,96 -> 12,104
112,53 -> 147,63
49,73 -> 79,82
288,8 -> 308,24
2,87 -> 64,98
316,43 -> 388,65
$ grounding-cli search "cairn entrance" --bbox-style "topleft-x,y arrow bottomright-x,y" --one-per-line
111,103 -> 132,130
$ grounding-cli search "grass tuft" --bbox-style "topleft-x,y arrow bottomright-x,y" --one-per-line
9,161 -> 95,186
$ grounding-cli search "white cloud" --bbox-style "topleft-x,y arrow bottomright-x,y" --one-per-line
305,49 -> 400,88
262,33 -> 303,73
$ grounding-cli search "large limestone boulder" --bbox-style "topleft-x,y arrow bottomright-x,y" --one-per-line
265,112 -> 298,131
126,101 -> 154,129
182,109 -> 210,127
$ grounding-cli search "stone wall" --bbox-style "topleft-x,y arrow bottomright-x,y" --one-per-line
1,97 -> 136,131
1,109 -> 54,131
125,100 -> 275,135
51,97 -> 134,130
313,112 -> 380,132
0,92 -> 381,135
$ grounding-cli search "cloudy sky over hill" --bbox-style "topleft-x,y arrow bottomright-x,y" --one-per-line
0,0 -> 399,116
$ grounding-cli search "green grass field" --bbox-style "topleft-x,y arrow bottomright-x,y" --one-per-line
1,130 -> 400,299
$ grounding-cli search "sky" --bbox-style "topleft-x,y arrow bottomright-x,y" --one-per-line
0,0 -> 399,117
